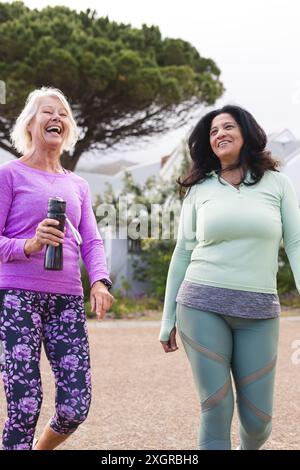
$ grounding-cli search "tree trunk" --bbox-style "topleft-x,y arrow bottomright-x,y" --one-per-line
60,138 -> 90,171
0,142 -> 19,158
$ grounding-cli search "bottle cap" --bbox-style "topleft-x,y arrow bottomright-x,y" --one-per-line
48,197 -> 66,213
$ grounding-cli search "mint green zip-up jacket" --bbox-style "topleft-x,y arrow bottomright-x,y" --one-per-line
159,170 -> 300,341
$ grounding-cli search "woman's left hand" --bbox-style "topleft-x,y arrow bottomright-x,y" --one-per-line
90,281 -> 114,320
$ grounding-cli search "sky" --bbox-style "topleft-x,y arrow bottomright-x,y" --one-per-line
11,0 -> 300,164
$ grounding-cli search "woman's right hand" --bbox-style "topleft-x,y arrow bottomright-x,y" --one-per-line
24,218 -> 65,256
160,327 -> 179,353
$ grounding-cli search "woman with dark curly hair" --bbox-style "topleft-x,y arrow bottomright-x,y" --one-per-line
159,105 -> 300,450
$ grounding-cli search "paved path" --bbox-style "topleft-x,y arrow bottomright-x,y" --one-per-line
0,317 -> 300,450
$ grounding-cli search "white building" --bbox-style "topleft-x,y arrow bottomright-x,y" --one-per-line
77,158 -> 161,201
267,129 -> 300,201
77,157 -> 163,294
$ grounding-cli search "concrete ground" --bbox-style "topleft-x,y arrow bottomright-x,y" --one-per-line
0,317 -> 300,450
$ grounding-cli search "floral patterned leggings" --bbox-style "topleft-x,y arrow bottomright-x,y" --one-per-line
0,289 -> 91,450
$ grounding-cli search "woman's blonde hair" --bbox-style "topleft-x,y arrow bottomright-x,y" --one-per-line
11,87 -> 79,155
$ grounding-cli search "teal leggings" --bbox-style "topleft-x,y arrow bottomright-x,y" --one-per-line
176,304 -> 279,450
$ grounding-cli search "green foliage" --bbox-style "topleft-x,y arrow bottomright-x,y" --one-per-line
277,246 -> 296,294
84,301 -> 93,318
132,240 -> 176,299
120,278 -> 132,296
80,264 -> 91,302
95,141 -> 191,299
84,283 -> 163,319
279,292 -> 300,308
109,292 -> 163,319
276,246 -> 300,307
0,2 -> 224,169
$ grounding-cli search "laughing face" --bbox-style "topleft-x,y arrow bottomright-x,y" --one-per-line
27,96 -> 70,151
209,113 -> 244,166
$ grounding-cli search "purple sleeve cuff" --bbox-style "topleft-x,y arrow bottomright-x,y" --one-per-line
90,275 -> 112,289
14,239 -> 31,261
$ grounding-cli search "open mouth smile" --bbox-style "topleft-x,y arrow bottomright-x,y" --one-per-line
45,126 -> 63,135
218,140 -> 232,147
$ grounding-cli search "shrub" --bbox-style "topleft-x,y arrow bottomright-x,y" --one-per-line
277,247 -> 295,294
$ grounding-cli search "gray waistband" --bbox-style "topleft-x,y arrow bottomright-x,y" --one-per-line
176,281 -> 280,319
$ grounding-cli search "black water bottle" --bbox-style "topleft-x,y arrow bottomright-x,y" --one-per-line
44,197 -> 66,270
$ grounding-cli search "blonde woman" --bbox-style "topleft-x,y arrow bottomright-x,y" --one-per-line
0,87 -> 113,450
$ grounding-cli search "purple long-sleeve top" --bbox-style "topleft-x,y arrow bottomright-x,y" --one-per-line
0,159 -> 111,296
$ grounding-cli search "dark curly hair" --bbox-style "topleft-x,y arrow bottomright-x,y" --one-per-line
178,105 -> 280,189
